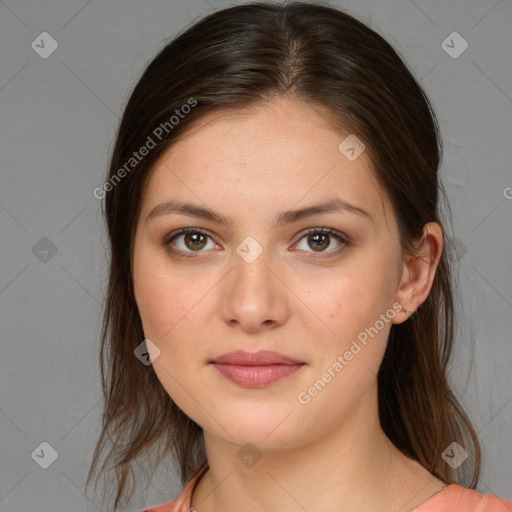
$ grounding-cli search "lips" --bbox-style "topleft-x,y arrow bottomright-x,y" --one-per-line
210,349 -> 304,366
209,350 -> 306,388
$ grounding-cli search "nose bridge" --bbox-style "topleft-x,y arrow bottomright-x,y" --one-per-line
231,236 -> 274,297
219,235 -> 288,330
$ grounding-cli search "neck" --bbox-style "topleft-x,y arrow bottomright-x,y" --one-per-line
190,384 -> 444,512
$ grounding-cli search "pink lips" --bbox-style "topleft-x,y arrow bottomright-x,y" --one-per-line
210,350 -> 306,388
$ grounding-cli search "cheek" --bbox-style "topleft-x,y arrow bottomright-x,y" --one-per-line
134,272 -> 180,341
307,262 -> 395,332
133,264 -> 207,409
133,246 -> 198,340
298,257 -> 397,380
132,253 -> 220,378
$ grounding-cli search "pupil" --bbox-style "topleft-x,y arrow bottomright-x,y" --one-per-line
187,233 -> 206,249
183,232 -> 330,252
310,233 -> 328,251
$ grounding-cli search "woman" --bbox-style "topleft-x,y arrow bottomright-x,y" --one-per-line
86,2 -> 512,511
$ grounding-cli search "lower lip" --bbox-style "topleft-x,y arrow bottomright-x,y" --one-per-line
211,363 -> 305,388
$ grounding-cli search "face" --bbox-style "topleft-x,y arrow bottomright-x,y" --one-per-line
132,95 -> 405,451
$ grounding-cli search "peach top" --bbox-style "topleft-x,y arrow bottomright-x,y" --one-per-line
143,462 -> 512,512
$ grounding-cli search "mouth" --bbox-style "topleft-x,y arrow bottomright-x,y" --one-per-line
209,350 -> 306,388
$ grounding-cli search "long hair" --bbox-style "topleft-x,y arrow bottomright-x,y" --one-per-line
86,1 -> 481,508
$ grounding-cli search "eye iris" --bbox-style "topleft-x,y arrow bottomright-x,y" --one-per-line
309,232 -> 329,251
185,232 -> 207,250
178,231 -> 336,253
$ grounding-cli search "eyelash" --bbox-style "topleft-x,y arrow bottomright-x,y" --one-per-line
163,227 -> 351,260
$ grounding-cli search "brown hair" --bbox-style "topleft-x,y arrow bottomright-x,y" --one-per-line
86,1 -> 481,508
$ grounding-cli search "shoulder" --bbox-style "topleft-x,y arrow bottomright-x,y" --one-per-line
142,461 -> 209,512
413,483 -> 512,512
142,500 -> 178,512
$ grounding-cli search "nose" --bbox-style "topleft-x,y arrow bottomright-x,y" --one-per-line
219,247 -> 290,333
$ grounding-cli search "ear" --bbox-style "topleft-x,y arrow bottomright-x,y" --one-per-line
392,222 -> 444,324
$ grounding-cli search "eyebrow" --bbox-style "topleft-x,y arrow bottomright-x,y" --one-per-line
145,197 -> 372,228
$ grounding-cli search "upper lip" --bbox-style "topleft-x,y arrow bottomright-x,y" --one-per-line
210,350 -> 304,366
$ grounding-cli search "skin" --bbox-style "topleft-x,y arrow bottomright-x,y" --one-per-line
132,95 -> 446,512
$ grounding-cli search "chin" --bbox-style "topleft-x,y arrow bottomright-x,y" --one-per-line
204,406 -> 306,450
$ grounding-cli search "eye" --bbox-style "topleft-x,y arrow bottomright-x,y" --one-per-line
294,227 -> 349,257
164,228 -> 219,258
164,227 -> 350,260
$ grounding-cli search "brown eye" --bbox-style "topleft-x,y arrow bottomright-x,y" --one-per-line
164,228 -> 218,258
294,228 -> 350,257
308,232 -> 330,251
183,232 -> 208,251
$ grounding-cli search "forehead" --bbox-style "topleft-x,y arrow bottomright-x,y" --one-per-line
142,96 -> 390,228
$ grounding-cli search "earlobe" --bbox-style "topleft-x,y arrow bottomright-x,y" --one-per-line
392,222 -> 444,324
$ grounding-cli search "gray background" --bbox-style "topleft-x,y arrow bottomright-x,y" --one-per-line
1,0 -> 511,510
